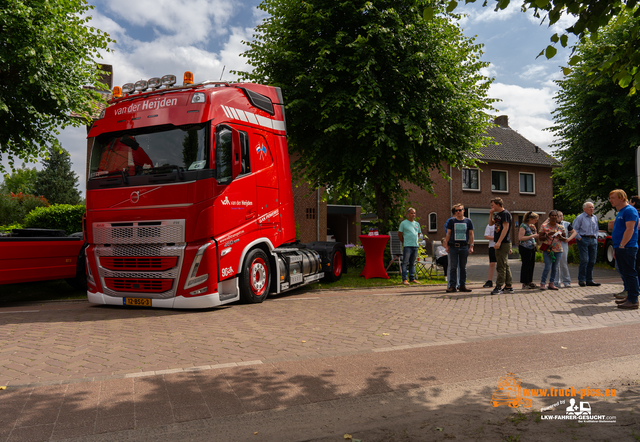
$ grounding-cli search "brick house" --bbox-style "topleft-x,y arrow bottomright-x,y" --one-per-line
407,115 -> 561,253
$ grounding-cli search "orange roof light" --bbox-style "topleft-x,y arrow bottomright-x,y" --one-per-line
183,71 -> 194,85
112,86 -> 123,98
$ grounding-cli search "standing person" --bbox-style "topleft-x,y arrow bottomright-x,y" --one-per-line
572,202 -> 601,287
444,215 -> 459,287
483,223 -> 496,288
609,190 -> 640,309
489,198 -> 514,295
538,210 -> 567,290
555,211 -> 576,288
444,204 -> 474,293
629,196 -> 640,280
398,207 -> 422,285
519,211 -> 539,289
435,237 -> 449,278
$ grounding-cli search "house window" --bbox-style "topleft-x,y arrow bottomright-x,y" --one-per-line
306,208 -> 316,220
468,208 -> 492,244
491,170 -> 508,192
462,168 -> 480,190
520,172 -> 535,194
429,213 -> 437,232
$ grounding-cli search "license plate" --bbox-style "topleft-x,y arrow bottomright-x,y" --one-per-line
124,297 -> 152,307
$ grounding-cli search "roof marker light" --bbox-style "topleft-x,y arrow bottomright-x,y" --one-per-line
183,71 -> 194,85
148,77 -> 161,89
112,86 -> 123,98
134,80 -> 148,92
122,83 -> 135,94
161,74 -> 176,86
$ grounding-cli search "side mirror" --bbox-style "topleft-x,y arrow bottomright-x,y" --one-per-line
231,129 -> 242,179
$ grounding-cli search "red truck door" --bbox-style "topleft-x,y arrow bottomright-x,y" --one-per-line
213,125 -> 258,280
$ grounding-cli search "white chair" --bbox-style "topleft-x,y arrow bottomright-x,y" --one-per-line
426,240 -> 443,278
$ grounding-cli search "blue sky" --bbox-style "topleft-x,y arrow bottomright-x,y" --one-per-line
3,0 -> 576,195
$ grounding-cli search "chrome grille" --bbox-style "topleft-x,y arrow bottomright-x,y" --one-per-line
93,221 -> 186,300
99,268 -> 181,280
96,244 -> 184,257
93,220 -> 185,245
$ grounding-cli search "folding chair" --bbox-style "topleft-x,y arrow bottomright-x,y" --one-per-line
386,231 -> 403,272
426,240 -> 443,278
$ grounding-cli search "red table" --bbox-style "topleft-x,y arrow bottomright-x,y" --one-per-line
359,234 -> 390,279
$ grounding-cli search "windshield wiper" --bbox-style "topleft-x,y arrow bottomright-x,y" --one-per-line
142,165 -> 184,180
92,169 -> 129,184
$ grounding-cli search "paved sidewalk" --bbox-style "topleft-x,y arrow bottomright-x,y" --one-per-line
2,325 -> 640,442
0,277 -> 629,388
0,260 -> 632,441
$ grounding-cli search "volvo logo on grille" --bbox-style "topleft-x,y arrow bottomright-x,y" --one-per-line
130,191 -> 140,204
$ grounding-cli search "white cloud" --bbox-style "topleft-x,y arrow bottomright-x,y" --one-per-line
100,0 -> 237,43
489,82 -> 558,152
458,1 -> 522,26
519,63 -> 549,81
525,6 -> 578,35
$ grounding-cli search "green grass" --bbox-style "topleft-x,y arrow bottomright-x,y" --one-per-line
310,263 -> 446,290
0,280 -> 87,304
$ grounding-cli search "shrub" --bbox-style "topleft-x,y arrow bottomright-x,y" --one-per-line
567,244 -> 580,264
22,204 -> 85,235
0,192 -> 49,225
0,222 -> 23,233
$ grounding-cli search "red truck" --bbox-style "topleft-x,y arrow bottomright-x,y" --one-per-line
84,72 -> 345,308
0,228 -> 86,289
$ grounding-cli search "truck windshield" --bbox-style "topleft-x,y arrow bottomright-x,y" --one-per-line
88,123 -> 209,179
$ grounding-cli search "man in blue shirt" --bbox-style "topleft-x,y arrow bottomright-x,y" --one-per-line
610,189 -> 640,309
444,204 -> 474,292
571,201 -> 601,287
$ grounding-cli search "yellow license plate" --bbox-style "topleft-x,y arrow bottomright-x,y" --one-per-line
124,297 -> 152,307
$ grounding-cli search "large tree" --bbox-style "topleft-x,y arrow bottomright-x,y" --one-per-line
0,165 -> 39,195
0,0 -> 114,171
550,11 -> 640,213
436,1 -> 640,93
237,0 -> 495,232
34,147 -> 81,205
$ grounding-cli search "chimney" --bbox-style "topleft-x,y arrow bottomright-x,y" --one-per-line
494,115 -> 509,128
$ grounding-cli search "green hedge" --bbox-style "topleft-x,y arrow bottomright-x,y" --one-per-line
23,204 -> 85,235
0,192 -> 49,225
562,213 -> 613,232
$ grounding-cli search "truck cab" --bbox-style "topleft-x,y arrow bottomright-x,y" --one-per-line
84,73 -> 345,309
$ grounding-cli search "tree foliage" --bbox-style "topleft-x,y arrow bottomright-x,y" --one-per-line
236,0 -> 495,232
435,0 -> 640,93
550,13 -> 640,213
0,165 -> 39,194
0,0 -> 114,171
34,147 -> 81,205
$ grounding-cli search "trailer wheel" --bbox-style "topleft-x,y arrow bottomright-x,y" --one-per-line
324,248 -> 344,282
605,239 -> 615,267
240,249 -> 270,303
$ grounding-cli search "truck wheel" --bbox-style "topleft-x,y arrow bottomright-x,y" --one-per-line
66,246 -> 87,291
240,249 -> 270,303
324,249 -> 344,282
605,240 -> 615,267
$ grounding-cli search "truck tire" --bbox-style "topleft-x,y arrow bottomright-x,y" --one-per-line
605,239 -> 615,267
65,244 -> 87,291
240,249 -> 271,303
324,248 -> 344,282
